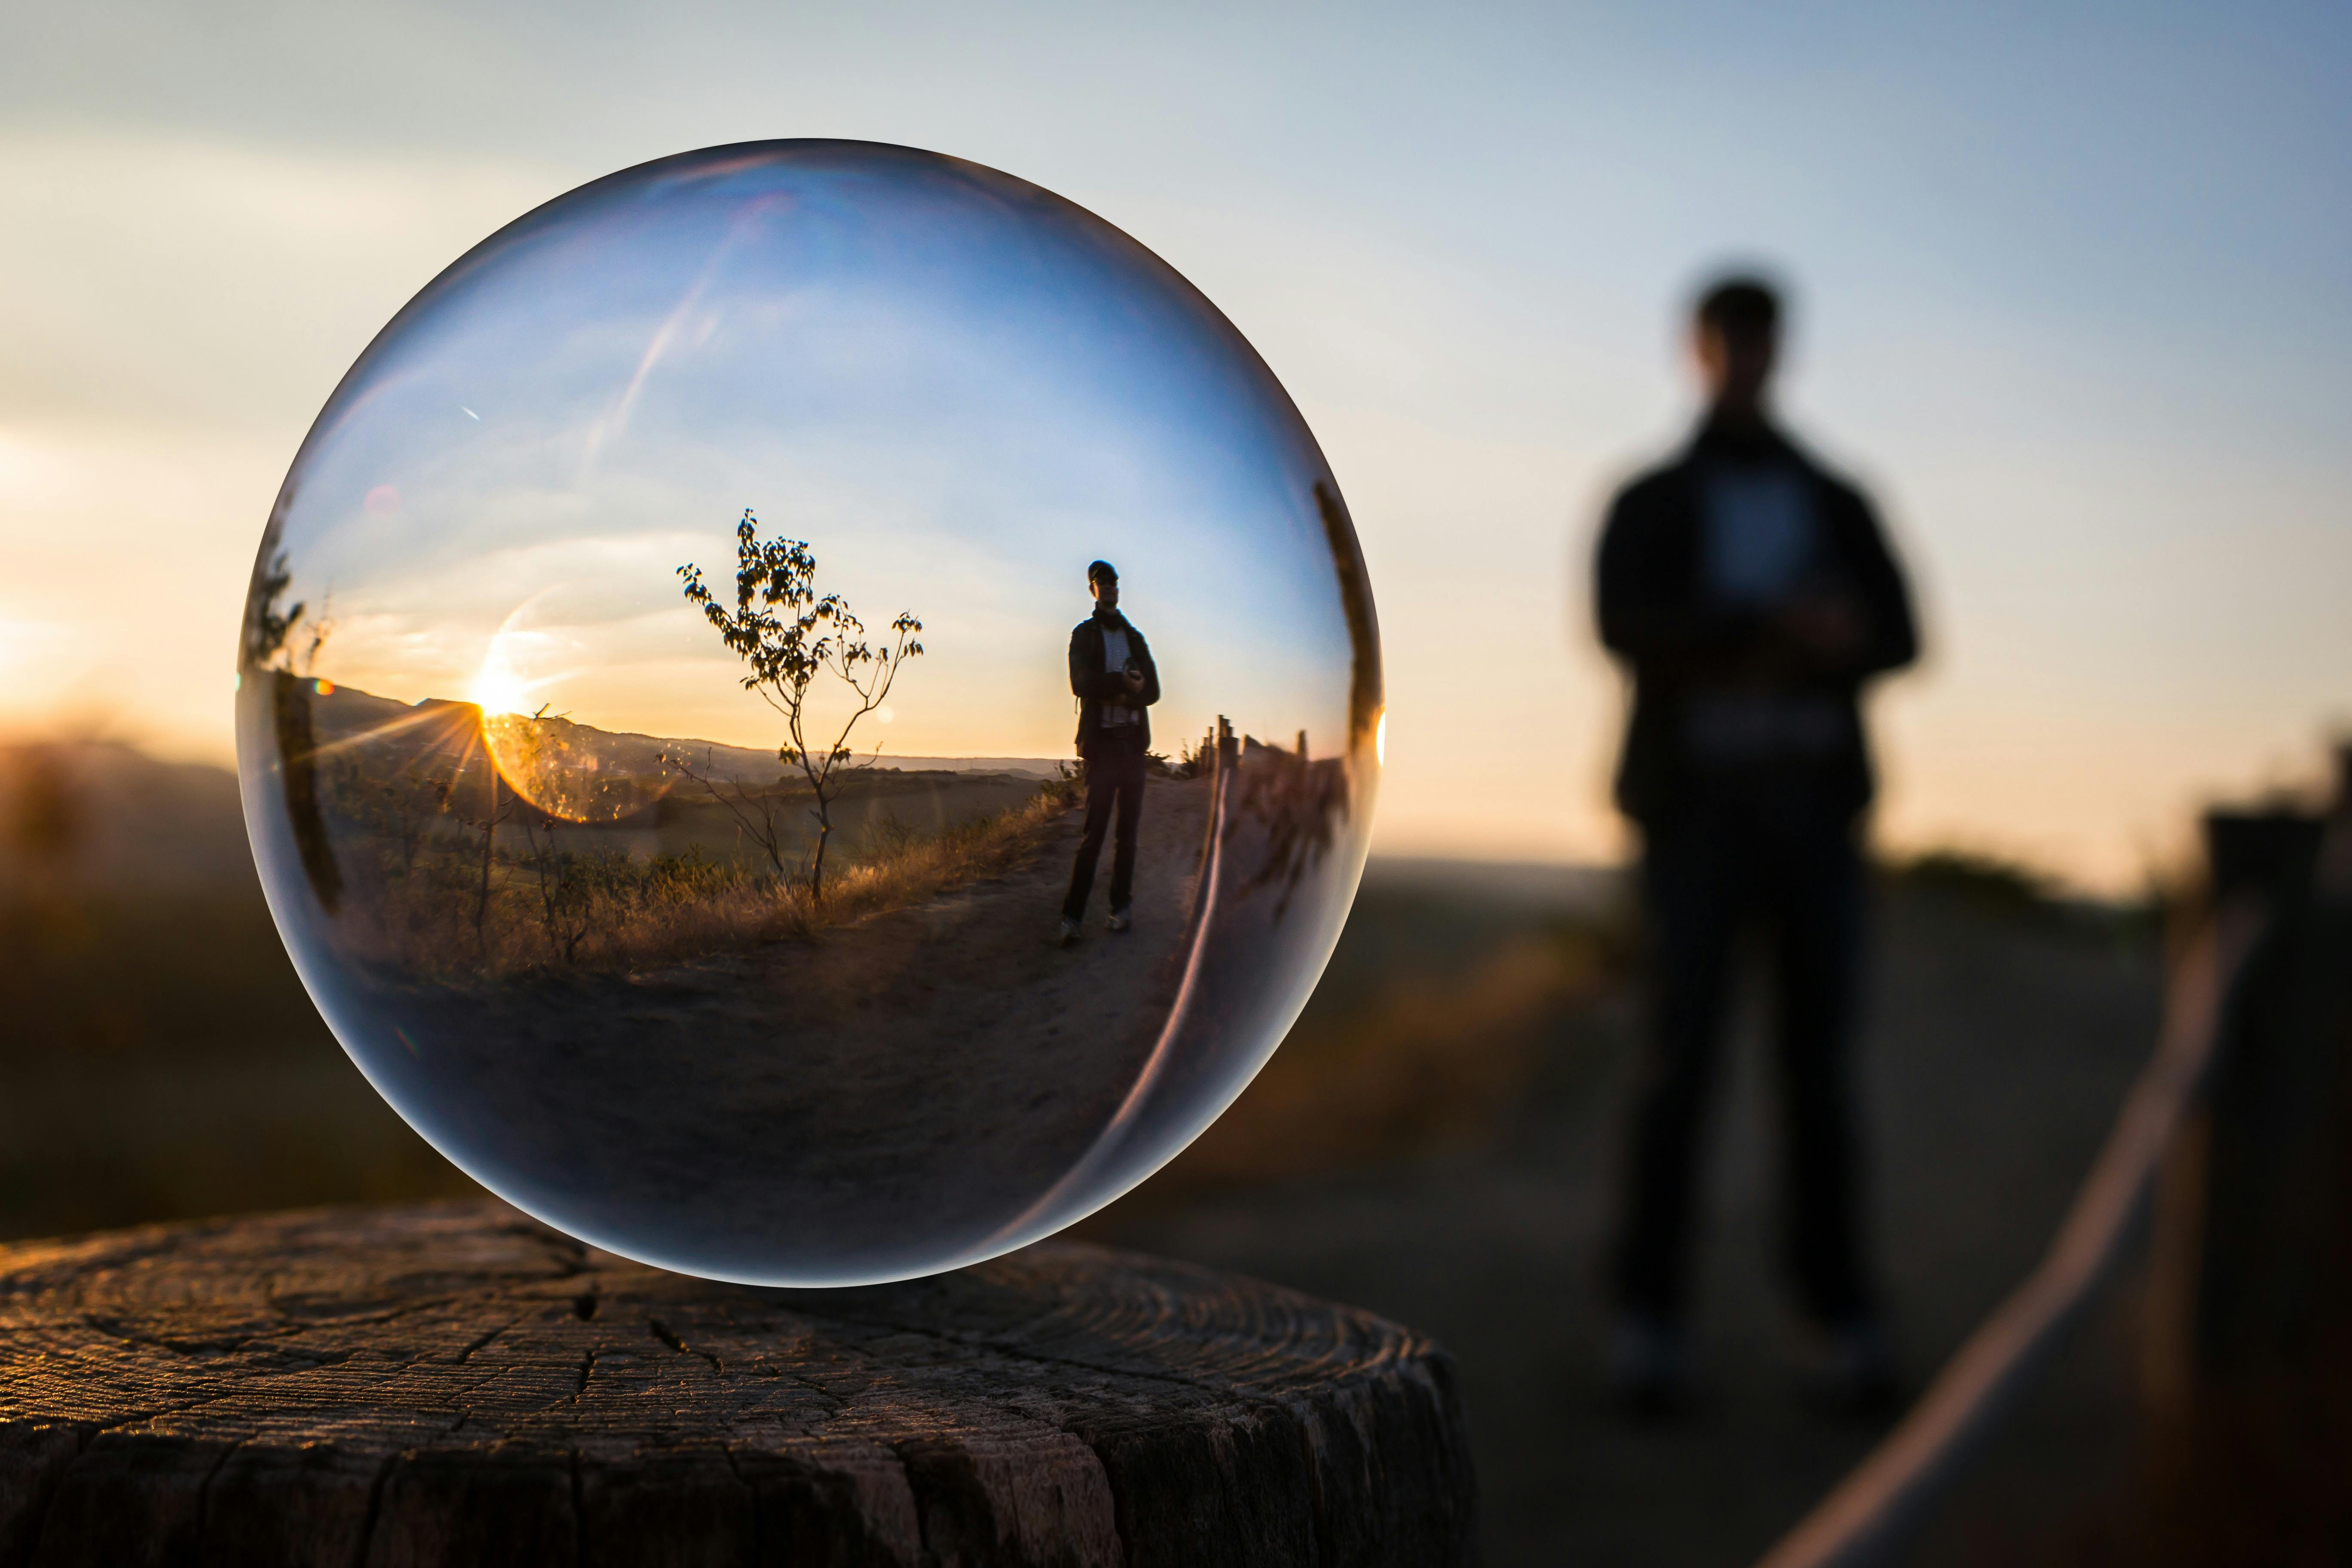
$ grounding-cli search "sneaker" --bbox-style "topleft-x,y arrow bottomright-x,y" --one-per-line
1057,917 -> 1080,946
1798,1316 -> 1900,1419
1607,1314 -> 1695,1419
1106,908 -> 1131,933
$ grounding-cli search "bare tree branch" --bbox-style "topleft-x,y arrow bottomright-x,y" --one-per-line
679,510 -> 924,899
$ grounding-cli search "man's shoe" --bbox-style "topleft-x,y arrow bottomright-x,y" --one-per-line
1057,917 -> 1081,946
1607,1314 -> 1695,1420
1798,1316 -> 1900,1419
1106,908 -> 1131,933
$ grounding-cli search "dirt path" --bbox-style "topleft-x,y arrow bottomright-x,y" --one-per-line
367,777 -> 1216,1282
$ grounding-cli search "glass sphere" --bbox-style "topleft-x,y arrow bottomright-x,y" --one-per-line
237,141 -> 1382,1286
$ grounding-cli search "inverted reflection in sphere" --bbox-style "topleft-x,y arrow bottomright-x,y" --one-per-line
237,141 -> 1382,1286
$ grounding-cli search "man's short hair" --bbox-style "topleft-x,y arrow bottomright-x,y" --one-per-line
1694,276 -> 1781,342
1087,560 -> 1118,586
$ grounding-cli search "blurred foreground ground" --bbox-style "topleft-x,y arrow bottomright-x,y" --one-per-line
1,738 -> 2164,1564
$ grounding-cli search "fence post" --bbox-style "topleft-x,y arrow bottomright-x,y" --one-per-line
2144,746 -> 2352,1560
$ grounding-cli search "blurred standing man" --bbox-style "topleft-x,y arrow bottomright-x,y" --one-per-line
1062,560 -> 1160,944
1595,277 -> 1919,1415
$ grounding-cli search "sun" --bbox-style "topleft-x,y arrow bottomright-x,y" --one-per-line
470,637 -> 534,717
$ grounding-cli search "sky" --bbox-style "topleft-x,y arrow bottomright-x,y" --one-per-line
3,0 -> 2346,891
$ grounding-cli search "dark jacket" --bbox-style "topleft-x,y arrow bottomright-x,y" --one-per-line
1070,611 -> 1161,757
1596,418 -> 1918,825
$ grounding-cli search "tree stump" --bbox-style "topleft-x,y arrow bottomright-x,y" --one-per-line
0,1201 -> 1475,1567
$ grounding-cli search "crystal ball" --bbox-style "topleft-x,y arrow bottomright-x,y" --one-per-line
237,141 -> 1383,1286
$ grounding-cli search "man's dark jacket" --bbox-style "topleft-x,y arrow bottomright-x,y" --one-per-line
1069,611 -> 1161,758
1596,419 -> 1918,825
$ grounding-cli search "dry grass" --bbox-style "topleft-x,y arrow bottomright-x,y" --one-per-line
778,787 -> 1073,936
1165,928 -> 1614,1188
335,784 -> 1075,982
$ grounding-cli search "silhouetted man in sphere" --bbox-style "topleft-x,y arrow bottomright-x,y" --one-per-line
1595,277 -> 1918,1415
1061,560 -> 1160,944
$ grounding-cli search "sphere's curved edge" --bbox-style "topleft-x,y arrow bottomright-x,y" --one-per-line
939,819 -> 1382,1276
235,134 -> 1384,1296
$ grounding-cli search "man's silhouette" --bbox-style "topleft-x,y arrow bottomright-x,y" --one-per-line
1062,560 -> 1160,943
1595,276 -> 1919,1414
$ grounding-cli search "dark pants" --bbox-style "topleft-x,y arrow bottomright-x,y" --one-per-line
1063,748 -> 1146,920
1612,777 -> 1872,1328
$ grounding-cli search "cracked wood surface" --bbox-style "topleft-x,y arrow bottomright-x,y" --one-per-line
0,1201 -> 1475,1566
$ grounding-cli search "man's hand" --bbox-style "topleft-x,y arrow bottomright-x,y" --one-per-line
1122,668 -> 1146,693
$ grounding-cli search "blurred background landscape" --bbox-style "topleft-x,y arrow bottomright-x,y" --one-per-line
0,731 -> 2193,1562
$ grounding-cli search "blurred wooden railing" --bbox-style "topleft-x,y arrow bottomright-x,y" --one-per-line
1758,749 -> 2352,1568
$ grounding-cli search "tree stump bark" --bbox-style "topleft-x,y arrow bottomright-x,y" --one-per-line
0,1201 -> 1475,1567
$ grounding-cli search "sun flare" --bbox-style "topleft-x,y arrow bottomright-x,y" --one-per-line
470,641 -> 534,718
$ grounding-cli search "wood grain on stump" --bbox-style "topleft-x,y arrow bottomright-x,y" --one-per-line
0,1201 -> 1474,1567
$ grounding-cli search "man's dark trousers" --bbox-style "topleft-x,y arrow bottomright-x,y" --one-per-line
1612,773 -> 1872,1329
1063,747 -> 1146,920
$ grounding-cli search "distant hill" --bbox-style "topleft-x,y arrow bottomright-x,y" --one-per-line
0,739 -> 252,892
1361,855 -> 1627,918
861,756 -> 1066,780
302,684 -> 1063,784
10,704 -> 1656,913
0,689 -> 1067,894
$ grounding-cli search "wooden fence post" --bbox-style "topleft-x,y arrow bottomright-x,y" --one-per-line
0,1202 -> 1477,1567
2144,746 -> 2352,1562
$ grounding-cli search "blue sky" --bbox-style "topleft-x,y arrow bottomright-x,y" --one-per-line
3,0 -> 2346,888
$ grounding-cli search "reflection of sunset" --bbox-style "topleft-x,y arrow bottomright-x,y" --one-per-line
470,667 -> 531,719
479,708 -> 674,825
468,634 -> 536,719
469,611 -> 673,823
